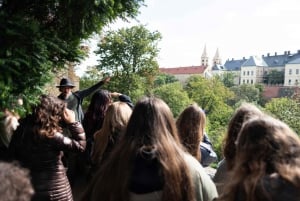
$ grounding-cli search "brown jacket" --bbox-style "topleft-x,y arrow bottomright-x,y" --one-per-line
9,117 -> 86,201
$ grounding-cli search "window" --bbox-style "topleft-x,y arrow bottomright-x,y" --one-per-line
251,80 -> 253,84
289,79 -> 291,85
289,69 -> 292,75
251,71 -> 254,76
247,71 -> 249,75
296,69 -> 299,74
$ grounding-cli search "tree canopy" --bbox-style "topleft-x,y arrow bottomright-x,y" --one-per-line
95,25 -> 162,100
0,0 -> 144,114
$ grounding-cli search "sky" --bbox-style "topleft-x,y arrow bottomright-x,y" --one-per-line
76,0 -> 300,76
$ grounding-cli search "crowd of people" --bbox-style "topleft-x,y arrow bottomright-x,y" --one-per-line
0,77 -> 300,201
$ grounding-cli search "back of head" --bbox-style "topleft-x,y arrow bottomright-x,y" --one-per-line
32,95 -> 65,138
221,115 -> 300,201
83,90 -> 111,136
88,90 -> 111,112
236,116 -> 300,181
87,96 -> 196,201
93,101 -> 132,161
125,96 -> 179,145
0,161 -> 34,201
176,103 -> 206,160
223,103 -> 263,169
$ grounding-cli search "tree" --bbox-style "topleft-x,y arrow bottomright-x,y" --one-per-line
0,0 -> 144,114
265,97 -> 300,135
154,73 -> 178,87
263,70 -> 284,85
217,72 -> 236,88
229,84 -> 261,106
153,82 -> 191,117
185,75 -> 234,115
95,25 -> 162,100
79,66 -> 104,110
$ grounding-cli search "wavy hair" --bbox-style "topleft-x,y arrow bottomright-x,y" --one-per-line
32,95 -> 65,138
223,103 -> 263,170
220,115 -> 300,201
176,103 -> 206,161
83,96 -> 196,201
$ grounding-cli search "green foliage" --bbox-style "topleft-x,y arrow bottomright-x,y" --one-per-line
0,0 -> 144,114
217,72 -> 236,88
154,73 -> 178,87
265,98 -> 300,135
106,74 -> 146,103
185,75 -> 234,115
229,84 -> 261,106
95,25 -> 162,99
79,66 -> 105,110
263,70 -> 284,85
153,82 -> 191,117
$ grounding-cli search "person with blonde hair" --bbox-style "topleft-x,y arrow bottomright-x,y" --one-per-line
90,101 -> 133,173
80,96 -> 218,201
218,115 -> 300,201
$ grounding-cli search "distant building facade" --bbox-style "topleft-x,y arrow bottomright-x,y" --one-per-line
223,50 -> 300,86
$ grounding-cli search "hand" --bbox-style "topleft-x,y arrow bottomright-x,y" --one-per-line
63,108 -> 76,124
102,77 -> 111,83
110,92 -> 121,98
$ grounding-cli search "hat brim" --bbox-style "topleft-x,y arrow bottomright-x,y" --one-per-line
56,85 -> 75,88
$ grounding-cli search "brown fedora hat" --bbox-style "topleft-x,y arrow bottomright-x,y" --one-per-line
56,78 -> 75,88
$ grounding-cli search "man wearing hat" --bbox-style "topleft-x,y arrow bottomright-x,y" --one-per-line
57,77 -> 110,123
57,76 -> 110,187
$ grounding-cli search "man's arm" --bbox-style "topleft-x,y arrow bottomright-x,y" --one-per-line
76,77 -> 110,99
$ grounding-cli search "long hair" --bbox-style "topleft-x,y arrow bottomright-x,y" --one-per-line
92,101 -> 132,165
83,96 -> 196,201
82,90 -> 111,138
176,103 -> 206,161
32,95 -> 65,138
223,103 -> 263,170
220,116 -> 300,201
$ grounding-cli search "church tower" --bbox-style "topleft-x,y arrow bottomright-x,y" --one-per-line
212,48 -> 222,66
201,45 -> 209,67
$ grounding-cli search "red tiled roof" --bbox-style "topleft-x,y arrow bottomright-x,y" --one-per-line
263,86 -> 280,99
159,66 -> 207,75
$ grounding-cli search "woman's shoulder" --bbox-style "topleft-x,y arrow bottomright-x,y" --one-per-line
183,153 -> 218,201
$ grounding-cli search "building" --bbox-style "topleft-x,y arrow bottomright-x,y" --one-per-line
159,45 -> 222,83
224,50 -> 300,86
160,65 -> 207,83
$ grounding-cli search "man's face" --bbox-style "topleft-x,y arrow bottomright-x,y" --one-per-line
59,87 -> 73,99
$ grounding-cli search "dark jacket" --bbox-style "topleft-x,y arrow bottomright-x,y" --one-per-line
9,116 -> 86,201
200,133 -> 218,167
58,81 -> 106,122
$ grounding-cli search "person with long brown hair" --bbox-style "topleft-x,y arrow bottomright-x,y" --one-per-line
213,103 -> 264,194
218,115 -> 300,201
80,96 -> 218,201
8,95 -> 86,201
176,103 -> 206,161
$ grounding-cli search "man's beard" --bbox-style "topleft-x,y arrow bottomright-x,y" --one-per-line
61,93 -> 68,99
